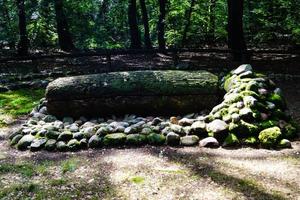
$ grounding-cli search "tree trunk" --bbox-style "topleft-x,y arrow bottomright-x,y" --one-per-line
54,0 -> 74,51
208,0 -> 216,43
181,0 -> 195,47
128,0 -> 142,49
227,0 -> 247,61
99,0 -> 109,22
139,0 -> 152,49
16,0 -> 29,56
158,0 -> 167,50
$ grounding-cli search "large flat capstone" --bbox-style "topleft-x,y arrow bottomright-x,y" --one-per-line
45,70 -> 219,117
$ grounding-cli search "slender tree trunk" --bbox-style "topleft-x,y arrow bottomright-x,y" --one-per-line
227,0 -> 247,61
181,0 -> 195,47
158,0 -> 167,50
54,0 -> 74,51
139,0 -> 152,48
128,0 -> 141,49
208,0 -> 216,43
16,0 -> 29,56
99,0 -> 109,22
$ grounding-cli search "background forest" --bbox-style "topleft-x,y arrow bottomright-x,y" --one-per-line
0,0 -> 300,55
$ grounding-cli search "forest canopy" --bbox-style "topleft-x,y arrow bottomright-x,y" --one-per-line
0,0 -> 299,54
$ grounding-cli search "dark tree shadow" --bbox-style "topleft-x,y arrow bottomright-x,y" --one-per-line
144,147 -> 288,200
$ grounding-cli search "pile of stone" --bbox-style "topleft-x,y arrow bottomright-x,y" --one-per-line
8,65 -> 298,151
204,64 -> 298,148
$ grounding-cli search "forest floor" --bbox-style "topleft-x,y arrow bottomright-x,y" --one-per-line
0,78 -> 299,200
0,54 -> 300,199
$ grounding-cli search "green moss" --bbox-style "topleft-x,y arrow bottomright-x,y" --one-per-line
240,91 -> 260,99
282,123 -> 297,139
224,93 -> 243,104
0,89 -> 44,117
258,127 -> 282,148
126,134 -> 147,146
243,136 -> 258,145
223,133 -> 239,147
147,133 -> 166,145
103,133 -> 127,146
259,120 -> 278,130
129,176 -> 145,184
229,120 -> 259,137
267,93 -> 286,109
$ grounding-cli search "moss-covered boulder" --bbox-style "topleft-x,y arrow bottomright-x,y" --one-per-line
46,70 -> 219,117
147,133 -> 166,145
103,133 -> 127,146
10,134 -> 23,146
223,133 -> 239,147
88,135 -> 102,148
56,141 -> 68,151
180,135 -> 200,146
30,138 -> 47,151
258,127 -> 282,148
67,139 -> 81,151
126,134 -> 147,146
45,139 -> 57,151
17,135 -> 35,150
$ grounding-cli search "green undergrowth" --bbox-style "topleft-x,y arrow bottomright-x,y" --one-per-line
0,89 -> 44,126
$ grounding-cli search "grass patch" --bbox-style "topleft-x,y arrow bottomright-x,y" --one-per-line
0,162 -> 36,177
129,176 -> 145,184
61,159 -> 78,174
0,182 -> 39,199
0,89 -> 44,118
48,178 -> 67,186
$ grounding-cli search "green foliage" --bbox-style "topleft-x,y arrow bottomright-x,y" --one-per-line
61,159 -> 78,174
0,89 -> 44,117
0,0 -> 299,50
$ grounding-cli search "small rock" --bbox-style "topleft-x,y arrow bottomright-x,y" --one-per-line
43,115 -> 57,123
45,139 -> 57,151
56,141 -> 68,151
191,121 -> 206,135
79,138 -> 88,149
170,116 -> 178,124
57,131 -> 73,141
17,135 -> 35,150
63,117 -> 74,125
199,137 -> 219,148
180,135 -> 199,146
73,132 -> 84,140
166,132 -> 180,146
170,124 -> 185,136
88,135 -> 102,148
277,139 -> 291,148
67,139 -> 81,151
45,130 -> 60,140
96,126 -> 112,136
151,117 -> 163,126
39,106 -> 48,114
53,121 -> 64,130
178,118 -> 194,126
147,133 -> 166,145
103,133 -> 127,146
232,64 -> 252,75
10,134 -> 23,146
69,124 -> 79,132
126,134 -> 147,146
141,127 -> 152,135
206,119 -> 228,134
30,138 -> 47,151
